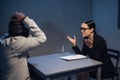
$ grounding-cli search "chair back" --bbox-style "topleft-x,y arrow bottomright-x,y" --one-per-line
107,48 -> 120,80
107,48 -> 120,69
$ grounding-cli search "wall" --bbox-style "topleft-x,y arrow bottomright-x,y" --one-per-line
93,0 -> 120,50
0,0 -> 92,56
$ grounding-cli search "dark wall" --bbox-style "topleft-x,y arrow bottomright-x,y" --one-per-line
0,0 -> 92,56
118,0 -> 120,29
93,0 -> 120,50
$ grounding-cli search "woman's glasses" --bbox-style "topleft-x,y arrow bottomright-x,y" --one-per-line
80,28 -> 90,32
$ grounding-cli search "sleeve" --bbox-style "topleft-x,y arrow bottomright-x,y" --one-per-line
72,45 -> 81,54
72,41 -> 88,56
15,17 -> 47,52
23,17 -> 47,43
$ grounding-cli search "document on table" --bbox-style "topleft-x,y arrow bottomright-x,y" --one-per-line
60,54 -> 87,61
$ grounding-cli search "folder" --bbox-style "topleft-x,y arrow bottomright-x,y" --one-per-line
60,54 -> 87,61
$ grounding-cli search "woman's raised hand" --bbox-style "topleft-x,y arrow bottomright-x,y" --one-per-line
67,36 -> 77,46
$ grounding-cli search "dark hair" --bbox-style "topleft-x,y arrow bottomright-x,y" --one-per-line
84,20 -> 96,33
8,21 -> 29,37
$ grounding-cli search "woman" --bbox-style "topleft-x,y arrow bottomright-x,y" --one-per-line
67,20 -> 114,80
0,12 -> 46,80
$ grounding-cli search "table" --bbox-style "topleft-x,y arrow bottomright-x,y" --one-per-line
28,52 -> 102,80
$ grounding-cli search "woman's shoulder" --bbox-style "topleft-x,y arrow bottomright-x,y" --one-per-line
95,34 -> 106,43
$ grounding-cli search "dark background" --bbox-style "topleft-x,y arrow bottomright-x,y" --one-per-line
0,0 -> 119,57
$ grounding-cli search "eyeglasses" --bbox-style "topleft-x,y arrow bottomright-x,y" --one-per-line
80,28 -> 90,31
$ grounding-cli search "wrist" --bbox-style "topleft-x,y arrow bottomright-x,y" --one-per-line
73,43 -> 77,46
89,45 -> 93,48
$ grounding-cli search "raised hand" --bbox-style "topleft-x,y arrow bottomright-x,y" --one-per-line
67,36 -> 77,46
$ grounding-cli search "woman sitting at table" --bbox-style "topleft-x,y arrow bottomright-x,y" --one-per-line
67,20 -> 114,80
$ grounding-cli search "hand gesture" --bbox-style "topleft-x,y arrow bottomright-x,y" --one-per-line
67,36 -> 77,46
84,38 -> 93,48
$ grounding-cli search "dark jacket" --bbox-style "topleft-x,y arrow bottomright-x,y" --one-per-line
72,34 -> 114,79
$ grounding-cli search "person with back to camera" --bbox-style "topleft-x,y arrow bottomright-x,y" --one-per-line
0,12 -> 46,80
67,20 -> 114,80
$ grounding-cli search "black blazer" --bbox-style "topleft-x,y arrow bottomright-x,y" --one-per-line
72,34 -> 114,78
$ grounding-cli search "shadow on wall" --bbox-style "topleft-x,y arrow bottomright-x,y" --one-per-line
29,22 -> 69,57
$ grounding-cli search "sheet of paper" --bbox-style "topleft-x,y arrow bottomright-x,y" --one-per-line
60,54 -> 87,61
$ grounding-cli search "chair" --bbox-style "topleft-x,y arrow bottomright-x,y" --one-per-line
107,48 -> 120,80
